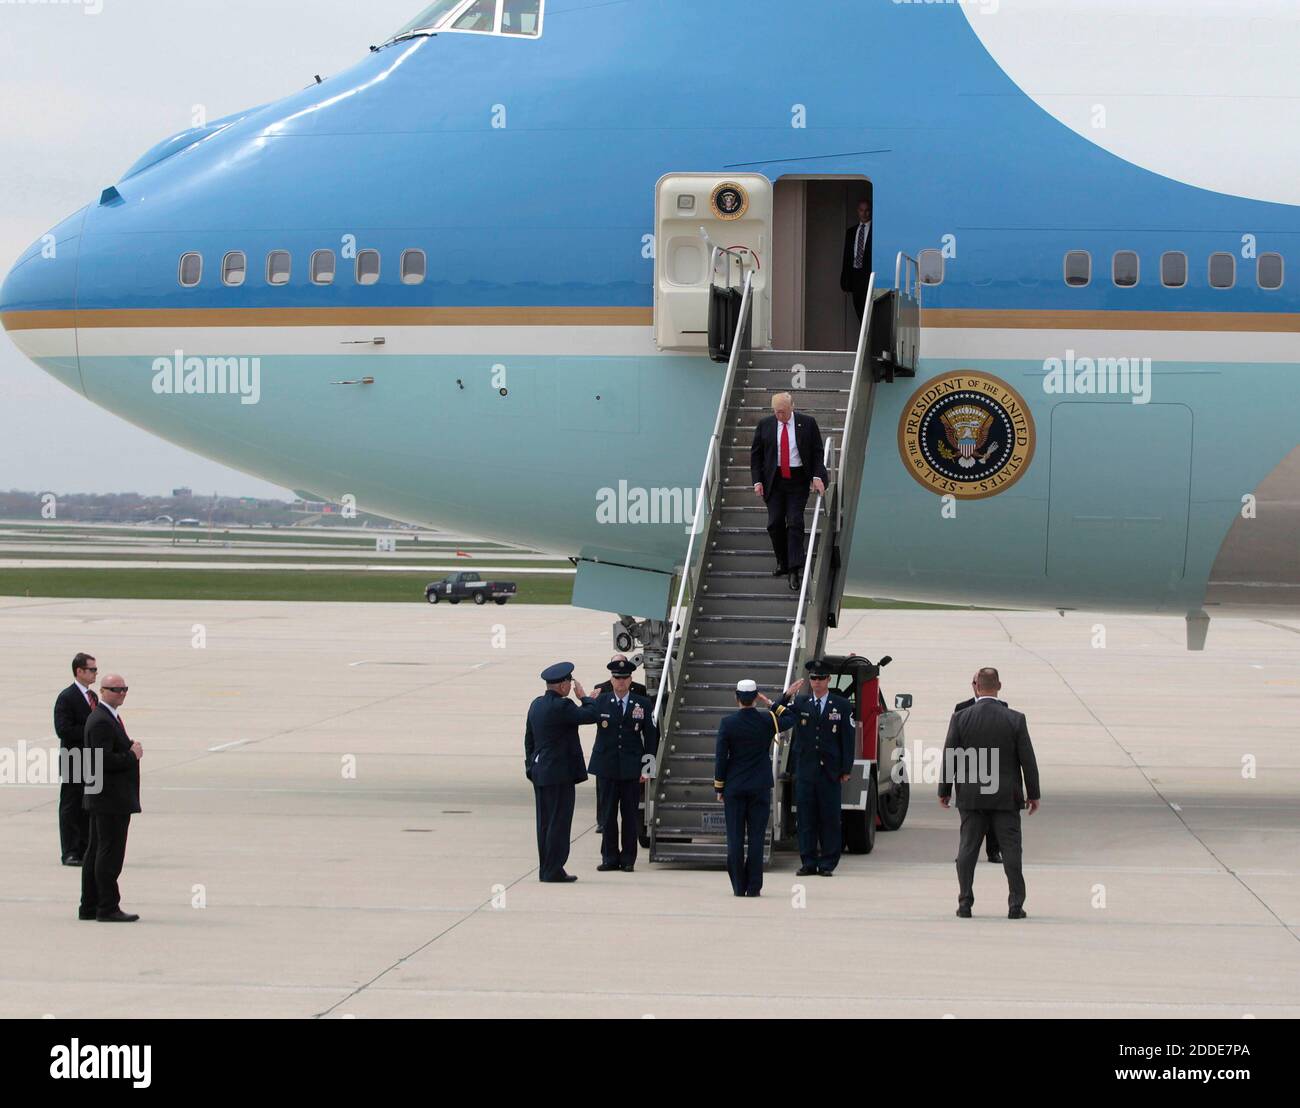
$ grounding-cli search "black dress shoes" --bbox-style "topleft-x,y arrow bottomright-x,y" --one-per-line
619,864 -> 634,872
1008,907 -> 1027,919
61,854 -> 83,867
78,908 -> 96,921
956,907 -> 972,918
596,863 -> 618,872
744,890 -> 761,897
97,910 -> 139,923
771,566 -> 789,578
788,570 -> 803,591
796,865 -> 818,877
541,873 -> 578,883
816,868 -> 834,877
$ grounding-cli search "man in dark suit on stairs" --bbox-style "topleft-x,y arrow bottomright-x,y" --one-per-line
53,652 -> 99,865
750,391 -> 829,592
79,673 -> 143,922
939,668 -> 1041,919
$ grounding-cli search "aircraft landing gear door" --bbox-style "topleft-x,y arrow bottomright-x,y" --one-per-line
654,174 -> 772,358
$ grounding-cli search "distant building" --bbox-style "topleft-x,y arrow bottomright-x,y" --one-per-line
171,487 -> 193,498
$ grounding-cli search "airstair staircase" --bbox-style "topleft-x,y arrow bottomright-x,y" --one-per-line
647,256 -> 921,865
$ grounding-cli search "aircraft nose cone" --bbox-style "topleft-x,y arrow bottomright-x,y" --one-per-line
1,208 -> 86,393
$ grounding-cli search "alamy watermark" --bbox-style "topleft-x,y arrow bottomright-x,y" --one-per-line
596,482 -> 697,525
3,0 -> 103,14
152,350 -> 261,405
1042,349 -> 1152,405
1,742 -> 103,793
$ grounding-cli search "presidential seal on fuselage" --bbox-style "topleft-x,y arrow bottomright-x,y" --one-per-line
897,372 -> 1035,499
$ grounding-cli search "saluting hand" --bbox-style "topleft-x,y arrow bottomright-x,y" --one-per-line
755,691 -> 772,707
572,679 -> 587,700
784,678 -> 806,698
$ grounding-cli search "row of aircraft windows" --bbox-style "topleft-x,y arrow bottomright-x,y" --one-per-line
915,248 -> 1285,290
178,250 -> 428,288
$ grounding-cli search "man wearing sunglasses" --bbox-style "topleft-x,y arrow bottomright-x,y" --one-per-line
79,674 -> 143,923
53,652 -> 99,865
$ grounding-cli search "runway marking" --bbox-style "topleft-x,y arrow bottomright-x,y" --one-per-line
207,739 -> 253,752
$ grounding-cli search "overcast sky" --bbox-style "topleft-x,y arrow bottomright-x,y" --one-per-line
0,0 -> 419,498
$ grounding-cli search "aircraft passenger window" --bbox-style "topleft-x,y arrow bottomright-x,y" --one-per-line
1112,251 -> 1139,287
918,248 -> 944,286
266,251 -> 292,286
1208,252 -> 1235,289
1160,251 -> 1186,288
356,250 -> 381,286
502,0 -> 542,35
1063,250 -> 1090,287
1257,252 -> 1284,290
310,250 -> 336,286
400,249 -> 427,285
178,253 -> 202,287
453,0 -> 499,32
221,252 -> 246,287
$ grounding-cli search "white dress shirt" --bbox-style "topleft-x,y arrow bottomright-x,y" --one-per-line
776,415 -> 804,468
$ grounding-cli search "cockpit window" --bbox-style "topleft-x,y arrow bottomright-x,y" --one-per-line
386,0 -> 543,42
387,0 -> 464,41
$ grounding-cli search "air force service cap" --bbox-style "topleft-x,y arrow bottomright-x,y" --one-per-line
607,658 -> 637,677
541,661 -> 576,683
805,659 -> 831,677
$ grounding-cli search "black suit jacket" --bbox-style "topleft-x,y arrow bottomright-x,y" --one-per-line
750,412 -> 829,495
938,698 -> 1040,811
840,222 -> 873,291
54,683 -> 94,751
83,704 -> 141,815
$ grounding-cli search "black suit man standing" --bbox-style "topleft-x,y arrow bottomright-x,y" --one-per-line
524,661 -> 602,883
79,673 -> 142,922
750,391 -> 829,591
952,690 -> 1010,864
939,668 -> 1041,919
53,652 -> 98,865
840,198 -> 873,320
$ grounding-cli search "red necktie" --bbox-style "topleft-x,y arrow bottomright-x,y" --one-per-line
86,689 -> 98,709
779,421 -> 791,479
117,713 -> 127,738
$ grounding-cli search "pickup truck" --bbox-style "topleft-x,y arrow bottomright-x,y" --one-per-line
424,571 -> 517,606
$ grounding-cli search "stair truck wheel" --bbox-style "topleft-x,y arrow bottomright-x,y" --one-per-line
473,592 -> 487,605
878,780 -> 910,831
842,770 -> 878,855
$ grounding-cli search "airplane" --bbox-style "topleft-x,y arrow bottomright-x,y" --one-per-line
3,0 -> 1298,658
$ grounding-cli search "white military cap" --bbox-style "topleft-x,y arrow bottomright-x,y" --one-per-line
736,679 -> 758,693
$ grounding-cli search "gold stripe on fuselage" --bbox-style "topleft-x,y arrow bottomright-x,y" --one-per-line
3,307 -> 1300,332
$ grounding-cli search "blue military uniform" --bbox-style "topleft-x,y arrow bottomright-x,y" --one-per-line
587,679 -> 658,870
525,663 -> 602,882
778,682 -> 856,874
714,691 -> 793,896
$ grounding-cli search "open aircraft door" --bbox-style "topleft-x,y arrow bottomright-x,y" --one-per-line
654,173 -> 772,357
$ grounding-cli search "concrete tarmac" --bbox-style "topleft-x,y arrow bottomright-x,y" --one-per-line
1,597 -> 1297,1018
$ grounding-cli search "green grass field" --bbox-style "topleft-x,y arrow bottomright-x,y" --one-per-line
0,566 -> 970,608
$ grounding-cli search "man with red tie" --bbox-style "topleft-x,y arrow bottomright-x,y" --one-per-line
750,391 -> 829,591
79,673 -> 143,922
53,652 -> 99,866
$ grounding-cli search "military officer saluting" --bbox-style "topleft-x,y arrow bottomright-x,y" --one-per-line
714,679 -> 798,897
588,658 -> 658,872
777,660 -> 856,876
525,662 -> 602,883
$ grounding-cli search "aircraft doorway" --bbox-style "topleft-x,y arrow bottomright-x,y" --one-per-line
772,176 -> 872,352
